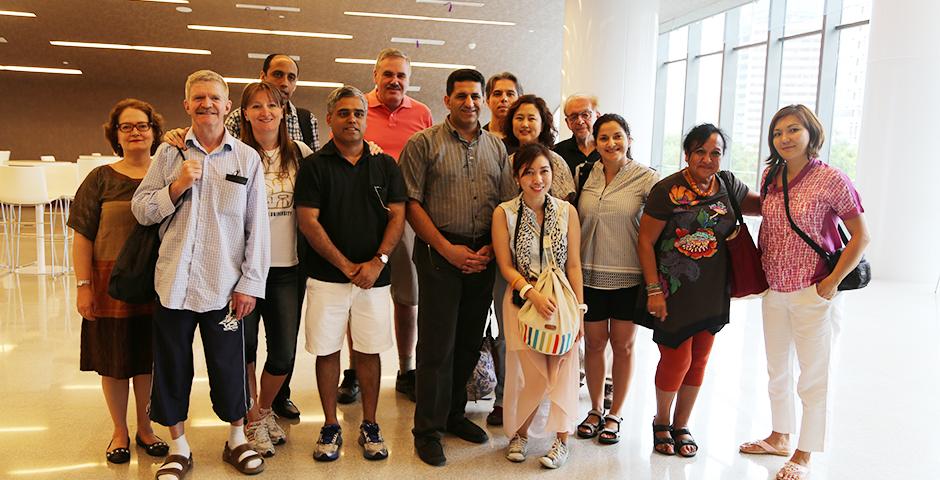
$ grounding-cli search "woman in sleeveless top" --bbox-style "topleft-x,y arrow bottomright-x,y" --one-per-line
492,143 -> 585,469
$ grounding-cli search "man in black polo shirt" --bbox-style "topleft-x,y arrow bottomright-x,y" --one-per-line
294,85 -> 406,462
553,93 -> 601,178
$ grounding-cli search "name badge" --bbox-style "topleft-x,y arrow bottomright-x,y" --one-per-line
226,174 -> 248,185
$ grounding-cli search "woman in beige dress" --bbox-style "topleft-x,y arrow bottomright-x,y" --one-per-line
491,143 -> 585,469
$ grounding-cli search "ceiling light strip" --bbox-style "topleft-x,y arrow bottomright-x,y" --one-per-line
391,37 -> 445,46
189,25 -> 352,39
0,10 -> 36,17
344,11 -> 514,26
247,53 -> 300,61
0,65 -> 83,75
416,0 -> 484,7
51,41 -> 210,55
336,58 -> 476,69
136,0 -> 190,4
235,3 -> 301,13
223,77 -> 343,88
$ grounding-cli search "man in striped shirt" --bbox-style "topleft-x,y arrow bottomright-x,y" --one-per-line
400,68 -> 516,466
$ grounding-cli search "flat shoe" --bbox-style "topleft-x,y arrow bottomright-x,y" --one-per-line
739,439 -> 791,457
446,417 -> 488,444
154,454 -> 192,480
136,433 -> 169,457
223,441 -> 265,475
776,461 -> 810,480
106,436 -> 131,464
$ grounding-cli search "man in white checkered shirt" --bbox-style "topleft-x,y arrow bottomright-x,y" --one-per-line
132,70 -> 270,478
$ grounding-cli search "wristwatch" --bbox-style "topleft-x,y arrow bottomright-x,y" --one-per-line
76,279 -> 92,288
376,253 -> 389,264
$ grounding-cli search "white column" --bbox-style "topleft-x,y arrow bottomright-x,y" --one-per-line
855,0 -> 940,284
561,0 -> 660,166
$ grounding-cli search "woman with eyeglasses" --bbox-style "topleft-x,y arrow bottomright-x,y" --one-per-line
236,82 -> 314,457
68,98 -> 168,464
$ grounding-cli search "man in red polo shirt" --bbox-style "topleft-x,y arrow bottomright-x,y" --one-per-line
336,48 -> 433,405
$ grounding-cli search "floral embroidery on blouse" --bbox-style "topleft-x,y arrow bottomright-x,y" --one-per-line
669,185 -> 700,206
657,198 -> 729,294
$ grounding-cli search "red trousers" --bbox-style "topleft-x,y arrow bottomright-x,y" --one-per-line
655,331 -> 716,392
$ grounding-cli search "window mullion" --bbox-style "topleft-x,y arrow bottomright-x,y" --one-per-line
815,0 -> 844,163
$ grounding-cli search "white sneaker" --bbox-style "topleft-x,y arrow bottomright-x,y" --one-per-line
262,409 -> 287,445
539,438 -> 569,469
246,420 -> 275,457
506,434 -> 528,462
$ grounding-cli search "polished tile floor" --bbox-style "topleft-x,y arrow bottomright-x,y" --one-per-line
0,271 -> 936,479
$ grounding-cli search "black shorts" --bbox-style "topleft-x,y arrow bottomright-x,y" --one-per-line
583,286 -> 640,322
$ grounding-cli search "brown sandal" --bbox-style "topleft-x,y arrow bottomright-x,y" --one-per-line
154,454 -> 192,480
223,442 -> 265,475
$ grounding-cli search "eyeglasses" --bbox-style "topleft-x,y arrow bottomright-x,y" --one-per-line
117,122 -> 152,133
565,110 -> 594,123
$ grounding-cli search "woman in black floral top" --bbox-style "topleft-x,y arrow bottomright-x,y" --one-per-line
636,124 -> 760,457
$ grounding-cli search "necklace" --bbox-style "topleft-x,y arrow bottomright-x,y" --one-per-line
682,168 -> 715,197
261,147 -> 279,164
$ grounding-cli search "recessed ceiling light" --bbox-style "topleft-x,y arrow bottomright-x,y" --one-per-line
177,6 -> 192,13
0,65 -> 83,75
235,3 -> 300,13
223,77 -> 343,88
336,58 -> 476,69
189,25 -> 352,39
392,37 -> 445,46
0,10 -> 36,17
0,37 -> 7,43
247,53 -> 300,61
416,0 -> 484,6
345,11 -> 514,26
51,41 -> 211,55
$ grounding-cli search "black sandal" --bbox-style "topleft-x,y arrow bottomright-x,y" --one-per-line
652,422 -> 675,456
576,409 -> 605,439
136,433 -> 170,457
106,436 -> 131,464
598,414 -> 622,444
671,427 -> 698,457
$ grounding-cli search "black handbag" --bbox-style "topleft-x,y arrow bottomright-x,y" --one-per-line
780,162 -> 871,291
108,222 -> 163,304
108,147 -> 184,304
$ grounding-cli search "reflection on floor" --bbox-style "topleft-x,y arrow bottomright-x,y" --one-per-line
0,274 -> 937,479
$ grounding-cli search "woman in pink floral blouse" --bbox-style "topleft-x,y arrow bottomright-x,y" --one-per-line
739,105 -> 870,480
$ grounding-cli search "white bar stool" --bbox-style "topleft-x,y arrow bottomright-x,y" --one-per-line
0,165 -> 65,275
42,163 -> 80,272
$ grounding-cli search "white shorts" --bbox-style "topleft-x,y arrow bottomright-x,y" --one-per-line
303,278 -> 394,356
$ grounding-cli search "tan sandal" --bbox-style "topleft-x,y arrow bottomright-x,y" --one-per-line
154,454 -> 192,480
739,439 -> 791,457
776,461 -> 809,480
222,442 -> 265,475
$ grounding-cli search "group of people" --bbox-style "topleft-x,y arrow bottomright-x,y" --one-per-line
68,47 -> 869,480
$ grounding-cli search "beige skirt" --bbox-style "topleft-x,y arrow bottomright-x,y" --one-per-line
501,288 -> 580,437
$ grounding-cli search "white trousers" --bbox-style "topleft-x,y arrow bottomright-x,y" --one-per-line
761,285 -> 842,453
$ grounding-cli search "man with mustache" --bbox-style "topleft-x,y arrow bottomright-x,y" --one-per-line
294,85 -> 406,462
554,94 -> 601,178
335,48 -> 434,406
132,70 -> 270,479
400,69 -> 516,466
483,72 -> 522,140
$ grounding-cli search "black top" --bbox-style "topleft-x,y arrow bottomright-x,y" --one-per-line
294,140 -> 407,285
633,170 -> 749,348
553,137 -> 600,178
